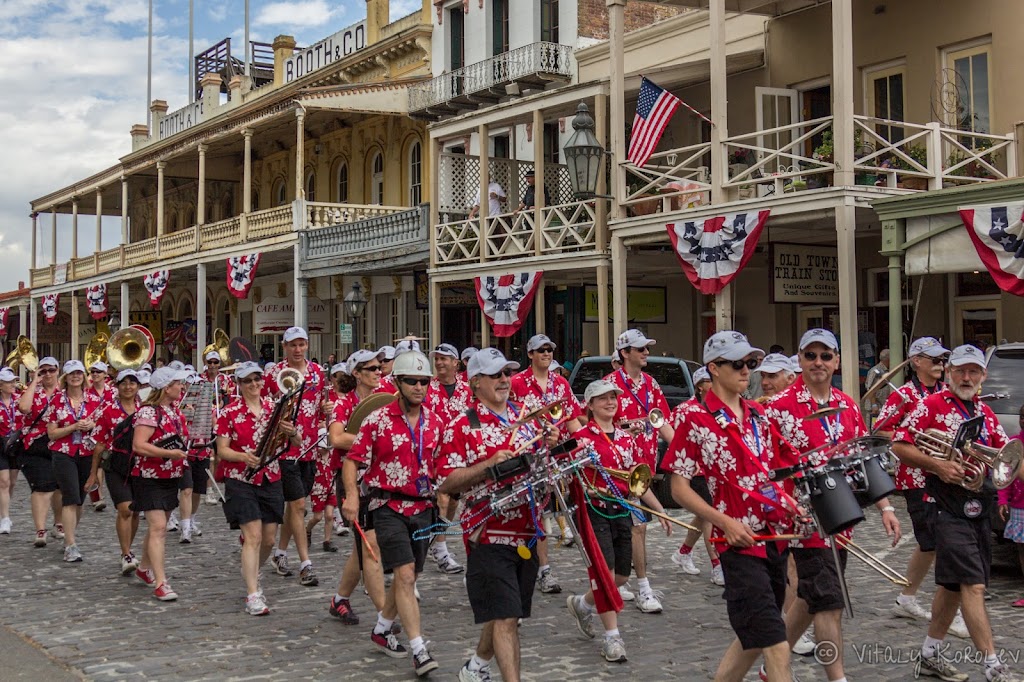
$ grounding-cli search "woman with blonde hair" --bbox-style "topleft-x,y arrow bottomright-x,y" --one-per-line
18,356 -> 64,546
0,367 -> 22,534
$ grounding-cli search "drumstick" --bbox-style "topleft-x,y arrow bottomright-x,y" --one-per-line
711,534 -> 806,545
353,520 -> 378,563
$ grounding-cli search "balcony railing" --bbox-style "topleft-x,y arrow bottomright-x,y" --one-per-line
248,205 -> 295,240
623,143 -> 712,215
199,216 -> 241,249
301,205 -> 428,263
305,202 -> 406,229
438,153 -> 575,218
158,227 -> 197,259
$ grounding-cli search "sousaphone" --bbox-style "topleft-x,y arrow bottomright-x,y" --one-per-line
84,332 -> 109,368
107,327 -> 152,371
203,328 -> 230,366
4,335 -> 38,372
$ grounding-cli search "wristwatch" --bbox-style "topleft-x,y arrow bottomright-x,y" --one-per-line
880,505 -> 896,513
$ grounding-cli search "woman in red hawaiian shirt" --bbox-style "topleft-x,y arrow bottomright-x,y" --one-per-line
46,360 -> 102,562
17,356 -> 64,547
0,367 -> 22,535
131,366 -> 190,601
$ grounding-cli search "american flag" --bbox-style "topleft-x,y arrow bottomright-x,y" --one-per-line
627,77 -> 681,167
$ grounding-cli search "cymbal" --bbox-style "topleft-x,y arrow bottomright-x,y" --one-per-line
802,405 -> 847,422
861,357 -> 913,406
394,335 -> 428,343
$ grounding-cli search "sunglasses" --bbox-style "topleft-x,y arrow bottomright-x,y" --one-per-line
802,351 -> 835,362
927,355 -> 950,365
207,359 -> 220,365
37,368 -> 57,375
239,376 -> 264,385
360,365 -> 382,373
532,347 -> 554,354
89,369 -> 106,374
484,369 -> 513,379
715,358 -> 759,371
400,377 -> 431,387
628,347 -> 651,354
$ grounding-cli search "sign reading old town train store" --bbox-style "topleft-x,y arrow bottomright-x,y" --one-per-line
769,243 -> 839,303
284,19 -> 367,83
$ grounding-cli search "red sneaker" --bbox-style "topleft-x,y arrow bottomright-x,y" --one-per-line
1012,598 -> 1024,608
153,582 -> 178,601
135,567 -> 156,586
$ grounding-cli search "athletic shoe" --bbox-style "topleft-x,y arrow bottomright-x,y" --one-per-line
618,583 -> 635,601
192,520 -> 202,536
121,554 -> 139,576
153,582 -> 178,601
892,597 -> 932,622
63,544 -> 83,563
0,517 -> 11,534
245,593 -> 270,616
792,631 -> 816,656
204,493 -> 219,505
566,595 -> 595,639
459,661 -> 492,682
299,564 -> 319,587
180,523 -> 193,544
335,520 -> 350,536
370,630 -> 407,658
329,596 -> 360,625
51,524 -> 65,540
671,550 -> 700,575
412,649 -> 439,677
636,591 -> 663,614
414,584 -> 421,602
166,513 -> 179,532
602,636 -> 628,663
710,564 -> 725,586
948,610 -> 969,639
94,500 -> 107,512
429,545 -> 464,574
272,554 -> 294,577
561,527 -> 575,547
986,665 -> 1017,682
35,530 -> 47,547
1012,598 -> 1024,608
135,567 -> 156,586
537,567 -> 561,594
322,541 -> 338,553
915,652 -> 968,681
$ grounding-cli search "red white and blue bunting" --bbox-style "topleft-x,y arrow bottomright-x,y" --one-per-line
226,254 -> 261,300
665,209 -> 770,295
41,293 -> 60,324
959,202 -> 1024,295
474,270 -> 544,338
0,307 -> 9,337
143,270 -> 170,308
85,283 -> 108,320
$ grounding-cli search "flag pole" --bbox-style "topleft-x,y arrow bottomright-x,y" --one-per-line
146,0 -> 153,129
188,0 -> 194,103
244,0 -> 251,78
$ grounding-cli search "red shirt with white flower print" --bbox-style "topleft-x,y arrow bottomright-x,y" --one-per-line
605,369 -> 671,468
378,374 -> 398,395
21,387 -> 59,449
437,401 -> 544,547
347,400 -> 442,516
669,397 -> 705,476
88,398 -> 141,452
131,404 -> 189,479
214,398 -> 280,486
575,421 -> 638,497
86,384 -> 113,405
47,390 -> 103,457
262,360 -> 325,462
764,376 -> 867,549
662,392 -> 799,558
204,371 -> 236,407
330,391 -> 361,470
876,378 -> 943,492
0,395 -> 22,438
510,369 -> 583,431
424,376 -> 475,427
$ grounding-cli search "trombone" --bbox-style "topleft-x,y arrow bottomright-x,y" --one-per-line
583,464 -> 701,533
619,408 -> 666,431
835,535 -> 910,587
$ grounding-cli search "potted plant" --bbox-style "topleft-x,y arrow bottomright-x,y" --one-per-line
728,148 -> 755,180
626,181 -> 662,216
946,141 -> 999,180
881,144 -> 930,189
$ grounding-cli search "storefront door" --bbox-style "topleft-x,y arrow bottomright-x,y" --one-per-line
954,299 -> 1001,348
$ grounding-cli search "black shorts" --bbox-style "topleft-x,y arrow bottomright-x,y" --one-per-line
52,453 -> 91,506
587,505 -> 633,577
223,478 -> 285,527
934,509 -> 991,591
177,466 -> 194,492
106,469 -> 132,507
792,547 -> 848,615
372,506 -> 434,573
0,445 -> 19,471
190,459 -> 210,495
130,477 -> 181,513
719,543 -> 789,650
691,475 -> 713,506
904,489 -> 937,552
466,542 -> 539,624
20,445 -> 57,493
281,460 -> 316,502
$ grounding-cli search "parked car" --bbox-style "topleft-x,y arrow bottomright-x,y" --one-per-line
567,355 -> 695,509
982,343 -> 1024,438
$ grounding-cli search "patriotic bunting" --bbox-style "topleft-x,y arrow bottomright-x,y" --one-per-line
85,283 -> 108,320
474,270 -> 544,337
143,270 -> 170,308
666,209 -> 770,295
0,307 -> 9,337
41,293 -> 60,324
226,254 -> 261,299
959,202 -> 1024,295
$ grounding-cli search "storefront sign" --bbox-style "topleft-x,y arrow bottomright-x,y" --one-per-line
284,20 -> 367,83
129,311 -> 163,344
158,100 -> 204,140
584,286 -> 667,324
53,263 -> 67,285
440,283 -> 478,307
339,323 -> 353,344
254,297 -> 329,334
36,312 -> 72,344
769,243 -> 839,303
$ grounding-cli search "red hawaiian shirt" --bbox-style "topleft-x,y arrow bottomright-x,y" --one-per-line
575,421 -> 638,497
877,379 -> 944,492
262,360 -> 326,462
47,391 -> 103,457
0,395 -> 21,438
378,374 -> 398,395
87,384 -> 113,405
347,400 -> 443,516
424,376 -> 475,427
214,398 -> 280,486
131,405 -> 190,479
764,376 -> 867,549
310,447 -> 337,512
21,388 -> 59,448
662,391 -> 799,558
510,369 -> 583,432
88,398 -> 141,452
605,369 -> 671,468
669,397 -> 705,476
204,372 -> 237,407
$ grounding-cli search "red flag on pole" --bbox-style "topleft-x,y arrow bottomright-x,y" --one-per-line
569,477 -> 623,614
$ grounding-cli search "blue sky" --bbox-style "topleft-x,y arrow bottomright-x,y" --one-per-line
0,0 -> 421,291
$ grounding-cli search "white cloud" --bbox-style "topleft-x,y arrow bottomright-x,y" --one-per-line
390,0 -> 421,20
254,1 -> 343,29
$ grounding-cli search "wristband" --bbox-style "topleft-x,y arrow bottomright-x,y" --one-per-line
880,505 -> 895,513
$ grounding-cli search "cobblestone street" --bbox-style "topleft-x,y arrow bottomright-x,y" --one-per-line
0,479 -> 1021,681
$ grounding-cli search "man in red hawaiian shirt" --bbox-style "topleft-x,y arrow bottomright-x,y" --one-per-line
203,349 -> 236,409
892,345 -> 1018,682
606,329 -> 675,614
343,350 -> 442,676
665,331 -> 799,682
765,328 -> 900,682
262,326 -> 328,587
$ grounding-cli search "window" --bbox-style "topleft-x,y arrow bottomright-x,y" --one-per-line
408,142 -> 422,205
305,169 -> 316,202
251,188 -> 259,211
540,0 -> 559,43
543,122 -> 560,165
493,0 -> 509,56
390,296 -> 401,342
185,207 -> 196,227
945,41 -> 992,136
336,163 -> 349,203
370,152 -> 384,205
273,178 -> 287,206
866,63 -> 905,142
492,134 -> 510,159
449,7 -> 464,71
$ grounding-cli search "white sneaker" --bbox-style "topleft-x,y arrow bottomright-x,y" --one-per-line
0,517 -> 11,534
335,521 -> 350,537
121,553 -> 140,576
63,544 -> 83,563
180,522 -> 193,544
51,524 -> 65,540
167,512 -> 180,532
192,520 -> 202,536
892,597 -> 932,622
561,527 -> 575,547
949,610 -> 969,639
567,595 -> 595,639
635,591 -> 663,614
710,564 -> 725,586
245,593 -> 270,616
671,551 -> 700,575
204,493 -> 219,505
618,584 -> 635,601
792,631 -> 816,656
602,636 -> 628,663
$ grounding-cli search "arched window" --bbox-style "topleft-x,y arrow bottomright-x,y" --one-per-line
185,206 -> 196,227
336,163 -> 349,203
167,210 -> 178,233
408,141 -> 422,205
273,178 -> 287,206
251,188 -> 260,211
370,151 -> 384,205
305,169 -> 316,202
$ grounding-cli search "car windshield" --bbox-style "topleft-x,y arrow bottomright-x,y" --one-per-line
982,348 -> 1024,416
571,360 -> 692,404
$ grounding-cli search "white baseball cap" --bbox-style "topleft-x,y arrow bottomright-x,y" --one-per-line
0,368 -> 16,382
378,345 -> 397,361
137,370 -> 151,384
429,343 -> 459,361
115,369 -> 140,384
703,331 -> 765,364
89,361 -> 109,372
467,348 -> 520,379
347,349 -> 385,375
461,347 -> 479,362
38,356 -> 59,369
756,353 -> 795,375
149,366 -> 190,389
527,334 -> 557,352
692,366 -> 710,384
948,344 -> 986,369
330,362 -> 348,377
168,360 -> 186,371
395,339 -> 421,356
584,379 -> 623,403
616,329 -> 656,351
205,350 -> 222,362
789,355 -> 803,373
908,337 -> 950,358
234,362 -> 264,379
63,360 -> 86,374
799,328 -> 839,352
283,327 -> 308,342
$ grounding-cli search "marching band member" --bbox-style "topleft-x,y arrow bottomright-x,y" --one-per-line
438,348 -> 556,682
377,346 -> 398,394
85,361 -> 111,511
327,363 -> 354,537
263,326 -> 327,587
665,331 -> 799,682
45,361 -> 102,562
568,379 -> 671,663
0,367 -> 22,534
458,347 -> 478,383
202,349 -> 235,406
423,343 -> 472,575
875,337 -> 970,636
18,356 -> 64,547
765,329 -> 900,682
343,350 -> 442,675
215,362 -> 294,617
306,427 -> 338,553
130,366 -> 191,601
606,329 -> 675,614
85,369 -> 143,575
756,353 -> 797,400
892,345 -> 1017,682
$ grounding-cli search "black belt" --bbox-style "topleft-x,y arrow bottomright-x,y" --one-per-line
370,489 -> 435,504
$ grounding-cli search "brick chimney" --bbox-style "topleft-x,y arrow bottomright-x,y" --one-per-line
272,35 -> 297,86
130,124 -> 150,150
366,0 -> 389,45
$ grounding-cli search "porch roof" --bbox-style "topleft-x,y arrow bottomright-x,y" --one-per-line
650,0 -> 826,16
872,177 -> 1024,220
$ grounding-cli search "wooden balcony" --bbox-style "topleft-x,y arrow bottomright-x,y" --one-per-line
301,205 -> 428,275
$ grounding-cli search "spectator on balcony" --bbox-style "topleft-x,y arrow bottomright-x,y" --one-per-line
468,181 -> 506,219
514,171 -> 551,215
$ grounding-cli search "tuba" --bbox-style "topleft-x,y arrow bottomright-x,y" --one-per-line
910,427 -> 1023,490
5,335 -> 39,372
84,332 -> 109,368
203,328 -> 230,366
107,327 -> 151,371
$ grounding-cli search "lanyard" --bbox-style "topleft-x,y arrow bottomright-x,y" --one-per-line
403,412 -> 425,467
619,370 -> 649,413
2,398 -> 15,434
65,393 -> 87,423
483,403 -> 534,444
813,394 -> 838,446
949,394 -> 987,445
719,408 -> 763,464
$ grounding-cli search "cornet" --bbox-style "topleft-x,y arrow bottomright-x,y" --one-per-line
620,408 -> 666,431
910,427 -> 1023,490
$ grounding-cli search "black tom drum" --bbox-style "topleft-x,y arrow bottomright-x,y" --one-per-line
807,466 -> 864,535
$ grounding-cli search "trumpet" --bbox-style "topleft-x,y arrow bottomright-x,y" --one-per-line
620,408 -> 666,431
910,427 -> 1023,490
588,463 -> 653,497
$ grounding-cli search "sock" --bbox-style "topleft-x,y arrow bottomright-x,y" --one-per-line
274,548 -> 286,559
604,628 -> 620,640
710,557 -> 721,568
637,577 -> 651,594
373,612 -> 394,636
922,635 -> 943,658
896,594 -> 916,606
985,653 -> 1001,670
300,559 -> 312,570
539,564 -> 550,575
832,678 -> 847,682
678,543 -> 693,555
334,593 -> 348,604
578,595 -> 595,614
434,540 -> 449,557
409,636 -> 425,656
468,654 -> 491,672
247,592 -> 260,601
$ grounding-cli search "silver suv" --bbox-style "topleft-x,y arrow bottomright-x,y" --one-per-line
982,343 -> 1024,438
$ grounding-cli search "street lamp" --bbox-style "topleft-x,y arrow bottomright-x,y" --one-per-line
563,101 -> 605,199
108,313 -> 121,332
344,281 -> 368,350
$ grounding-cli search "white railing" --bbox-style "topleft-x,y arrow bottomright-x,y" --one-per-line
540,201 -> 598,253
305,202 -> 406,229
939,127 -> 1014,184
435,217 -> 482,265
199,217 -> 241,250
71,256 -> 96,280
484,212 -> 535,259
158,227 -> 197,258
302,206 -> 428,261
723,116 -> 836,192
31,266 -> 53,288
124,238 -> 157,267
623,142 -> 711,214
438,153 -> 575,217
98,247 -> 123,273
247,206 -> 293,240
853,116 -> 934,188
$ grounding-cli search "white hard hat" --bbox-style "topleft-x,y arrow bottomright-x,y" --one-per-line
391,350 -> 433,379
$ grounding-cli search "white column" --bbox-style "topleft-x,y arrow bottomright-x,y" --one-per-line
293,244 -> 306,329
30,298 -> 38,348
120,176 -> 129,245
197,144 -> 207,225
836,203 -> 859,398
95,189 -> 103,253
478,123 -> 489,263
607,0 -> 626,220
156,161 -> 166,237
71,197 -> 79,259
597,263 -> 610,355
120,282 -> 130,330
534,280 -> 546,334
18,304 -> 28,382
242,130 -> 253,213
30,213 -> 38,270
429,280 -> 441,349
295,109 -> 305,200
611,233 -> 627,335
196,263 -> 207,367
832,0 -> 854,186
50,209 -> 57,265
70,292 -> 79,360
710,0 -> 733,331
532,108 -> 545,257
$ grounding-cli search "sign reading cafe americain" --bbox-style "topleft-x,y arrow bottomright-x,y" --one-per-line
769,243 -> 839,303
284,19 -> 367,83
